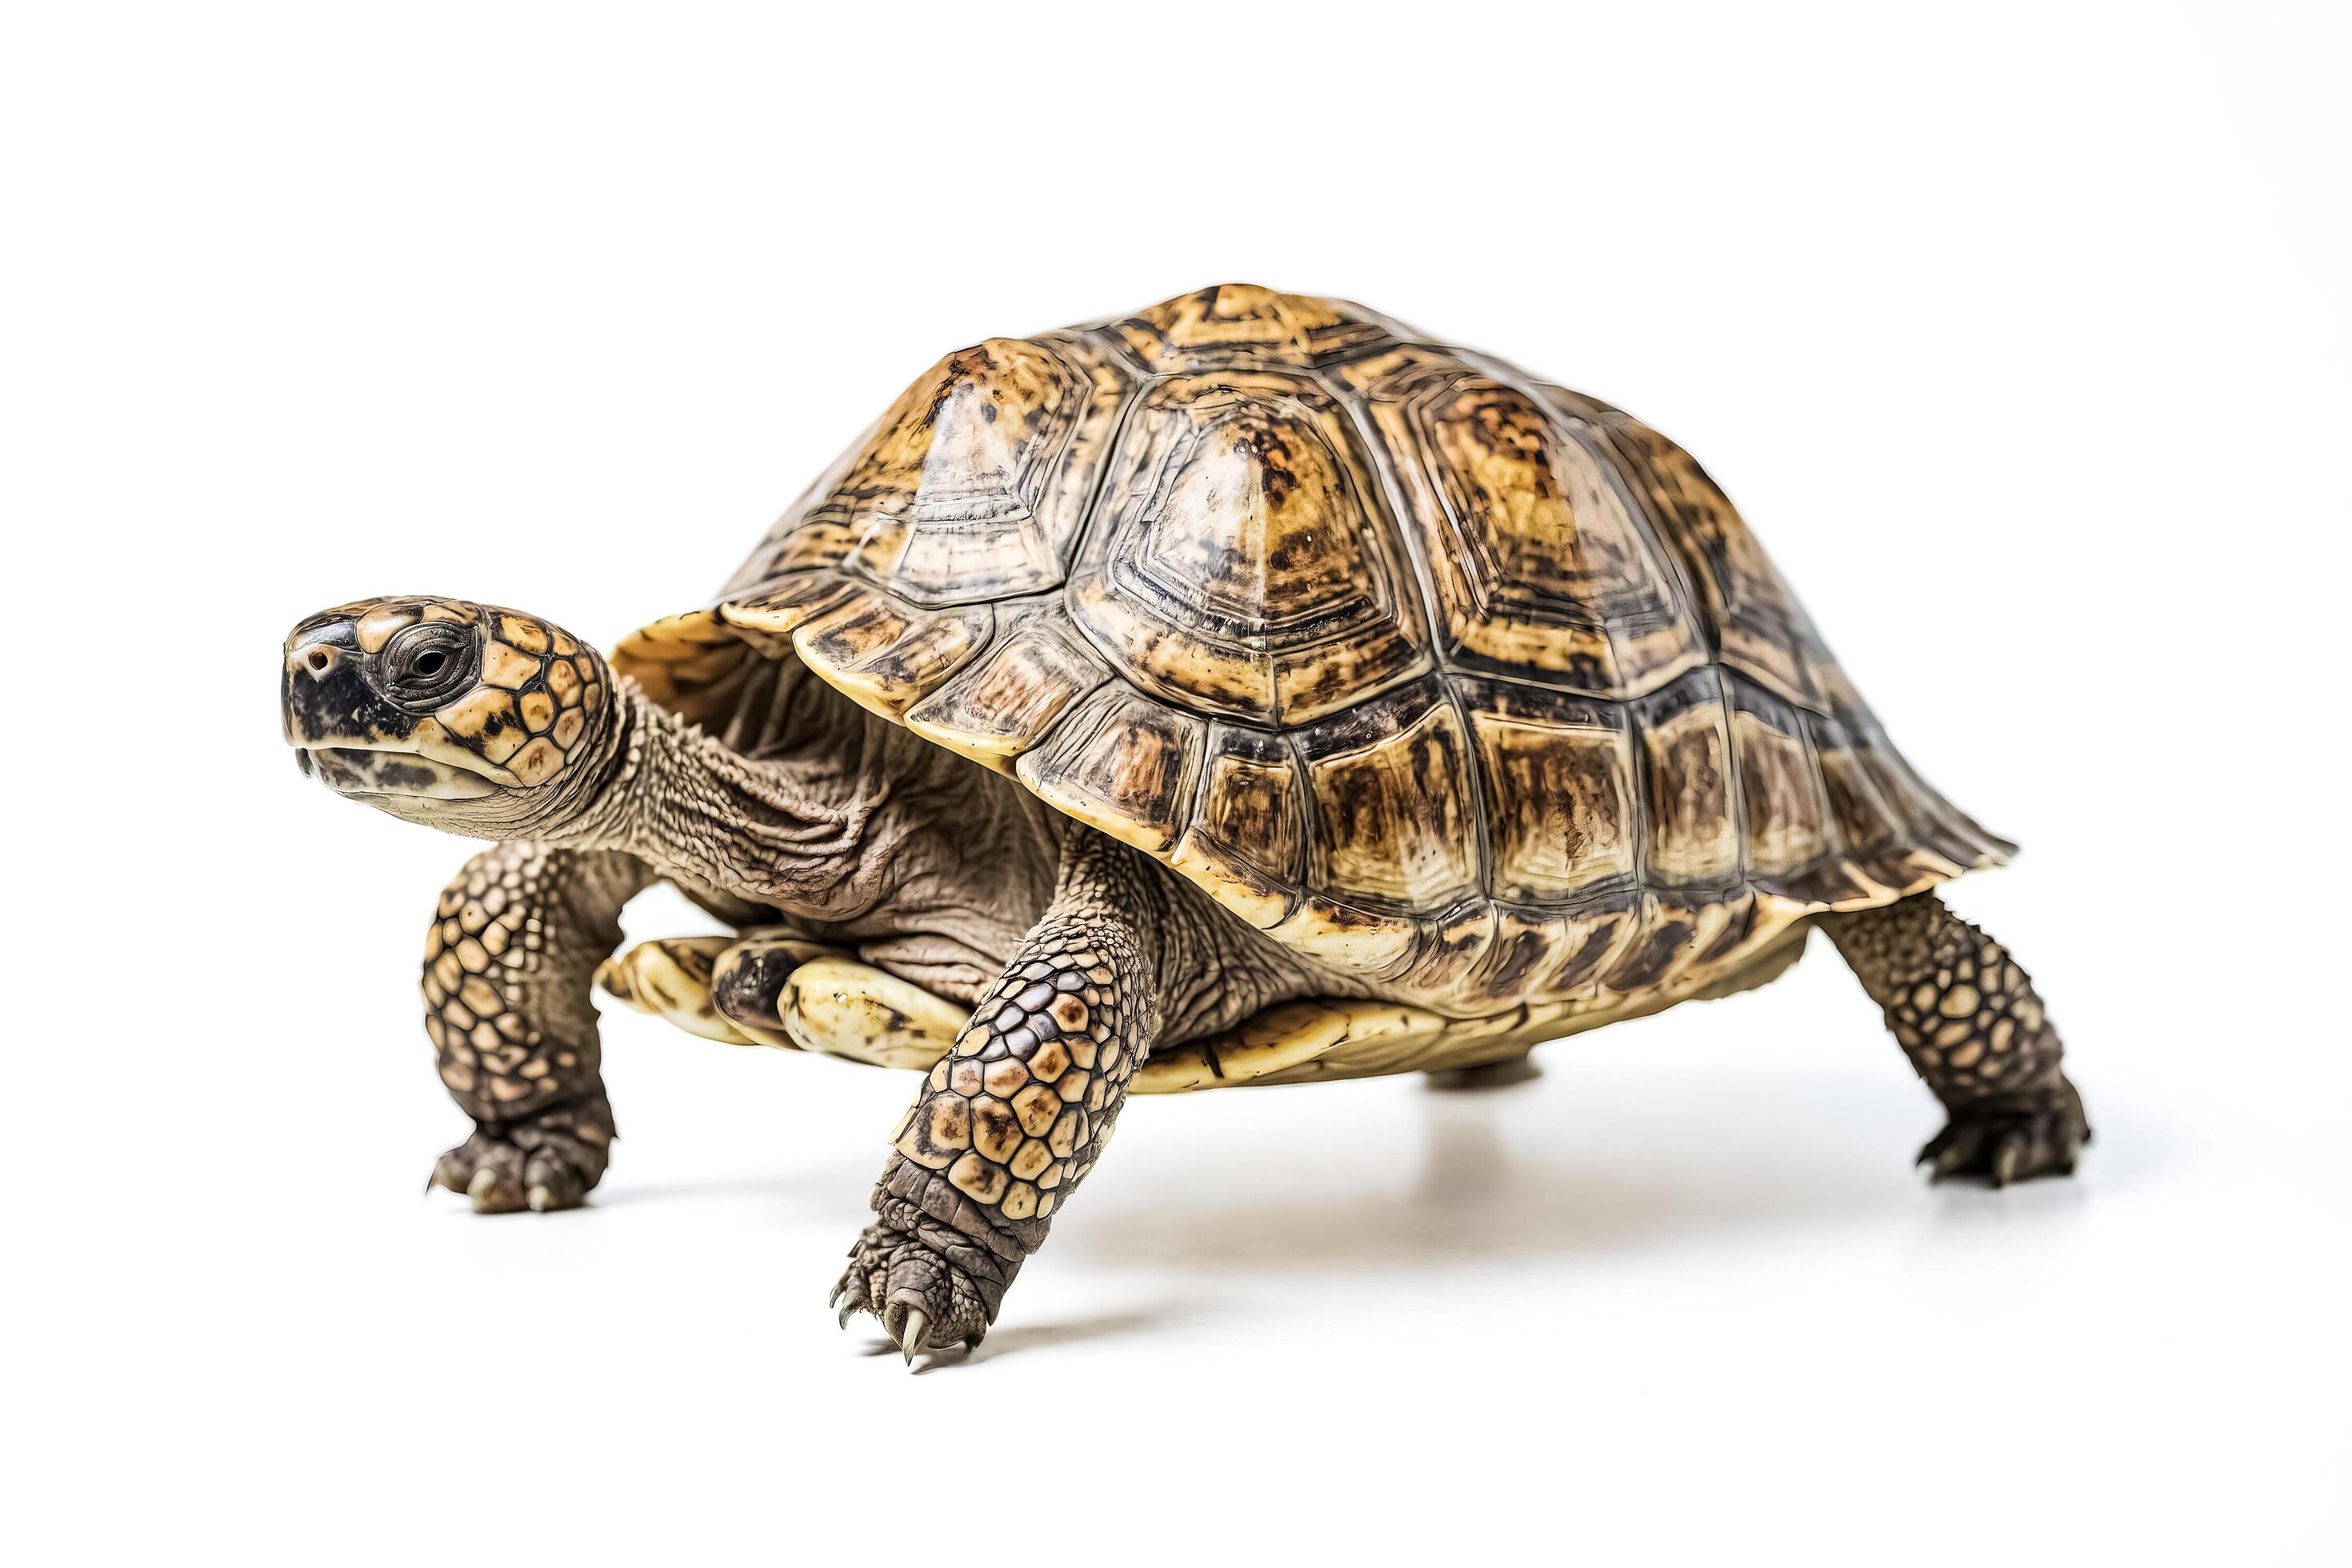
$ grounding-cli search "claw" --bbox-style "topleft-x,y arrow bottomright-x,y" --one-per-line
898,1308 -> 930,1366
838,1298 -> 858,1329
526,1184 -> 554,1212
1989,1139 -> 2022,1189
467,1167 -> 500,1204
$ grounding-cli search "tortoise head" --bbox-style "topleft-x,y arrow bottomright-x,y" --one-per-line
281,597 -> 618,834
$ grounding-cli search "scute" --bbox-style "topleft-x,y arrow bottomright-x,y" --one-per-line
1015,683 -> 1204,857
1167,724 -> 1306,928
1364,356 -> 1705,698
1634,668 -> 1743,890
1109,282 -> 1410,371
1066,371 -> 1428,725
614,282 -> 2013,1034
1294,676 -> 1482,915
1458,677 -> 1637,906
721,332 -> 1130,610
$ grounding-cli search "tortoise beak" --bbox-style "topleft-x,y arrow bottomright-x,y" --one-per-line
282,617 -> 366,750
302,745 -> 500,800
279,614 -> 514,799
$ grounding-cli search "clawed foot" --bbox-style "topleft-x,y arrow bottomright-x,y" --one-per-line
1920,1074 -> 2090,1186
830,1221 -> 1000,1365
429,1099 -> 613,1213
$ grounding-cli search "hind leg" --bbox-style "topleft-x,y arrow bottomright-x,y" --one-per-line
600,931 -> 965,1069
1822,893 -> 2088,1185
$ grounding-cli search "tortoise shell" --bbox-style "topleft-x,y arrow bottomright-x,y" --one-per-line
614,284 -> 2008,1046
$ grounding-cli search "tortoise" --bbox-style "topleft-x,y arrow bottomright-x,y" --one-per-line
280,282 -> 2087,1362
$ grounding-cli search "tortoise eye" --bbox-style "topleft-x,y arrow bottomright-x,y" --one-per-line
383,622 -> 478,709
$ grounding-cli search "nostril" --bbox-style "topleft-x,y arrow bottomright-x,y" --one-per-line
303,647 -> 337,678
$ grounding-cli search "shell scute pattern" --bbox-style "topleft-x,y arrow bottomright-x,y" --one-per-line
614,283 -> 2010,1026
725,331 -> 1131,611
1167,722 -> 1306,929
1293,675 -> 1481,915
1458,675 -> 1638,906
1068,370 -> 1430,726
1374,362 -> 1705,698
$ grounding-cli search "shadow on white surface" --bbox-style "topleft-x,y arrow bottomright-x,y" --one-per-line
846,1310 -> 1182,1371
1073,1065 -> 2160,1279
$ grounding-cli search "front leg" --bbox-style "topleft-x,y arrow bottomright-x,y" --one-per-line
833,829 -> 1160,1361
423,842 -> 653,1211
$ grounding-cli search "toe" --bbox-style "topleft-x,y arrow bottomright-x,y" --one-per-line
522,1148 -> 590,1212
428,1148 -> 474,1196
1922,1121 -> 1984,1179
882,1267 -> 990,1354
1922,1083 -> 2091,1186
894,1307 -> 930,1365
428,1136 -> 530,1212
466,1158 -> 527,1214
830,1263 -> 881,1327
830,1224 -> 994,1358
1988,1130 -> 2027,1188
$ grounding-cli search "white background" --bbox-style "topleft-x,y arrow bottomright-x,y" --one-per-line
6,3 -> 2346,1563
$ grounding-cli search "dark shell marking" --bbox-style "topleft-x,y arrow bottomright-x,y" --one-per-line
614,283 -> 2010,1022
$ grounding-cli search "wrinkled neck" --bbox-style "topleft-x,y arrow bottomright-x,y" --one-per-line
546,682 -> 879,914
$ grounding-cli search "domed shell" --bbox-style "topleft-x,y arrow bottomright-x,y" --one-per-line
615,284 -> 2010,1026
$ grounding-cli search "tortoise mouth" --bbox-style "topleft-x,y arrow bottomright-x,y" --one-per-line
297,744 -> 500,801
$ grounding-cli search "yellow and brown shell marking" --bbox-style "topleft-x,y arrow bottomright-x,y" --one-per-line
614,284 -> 2013,1047
289,285 -> 2083,1361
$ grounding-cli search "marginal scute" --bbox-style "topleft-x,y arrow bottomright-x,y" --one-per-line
791,591 -> 993,718
1270,897 -> 1419,974
904,608 -> 1108,770
1017,683 -> 1204,856
1602,892 -> 1726,995
1166,723 -> 1306,928
634,896 -> 1819,1087
1494,902 -> 1644,1005
722,575 -> 862,638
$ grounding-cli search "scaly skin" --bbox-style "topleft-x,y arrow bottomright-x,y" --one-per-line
831,825 -> 1164,1360
287,593 -> 2087,1370
421,842 -> 653,1210
1822,892 -> 2088,1184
